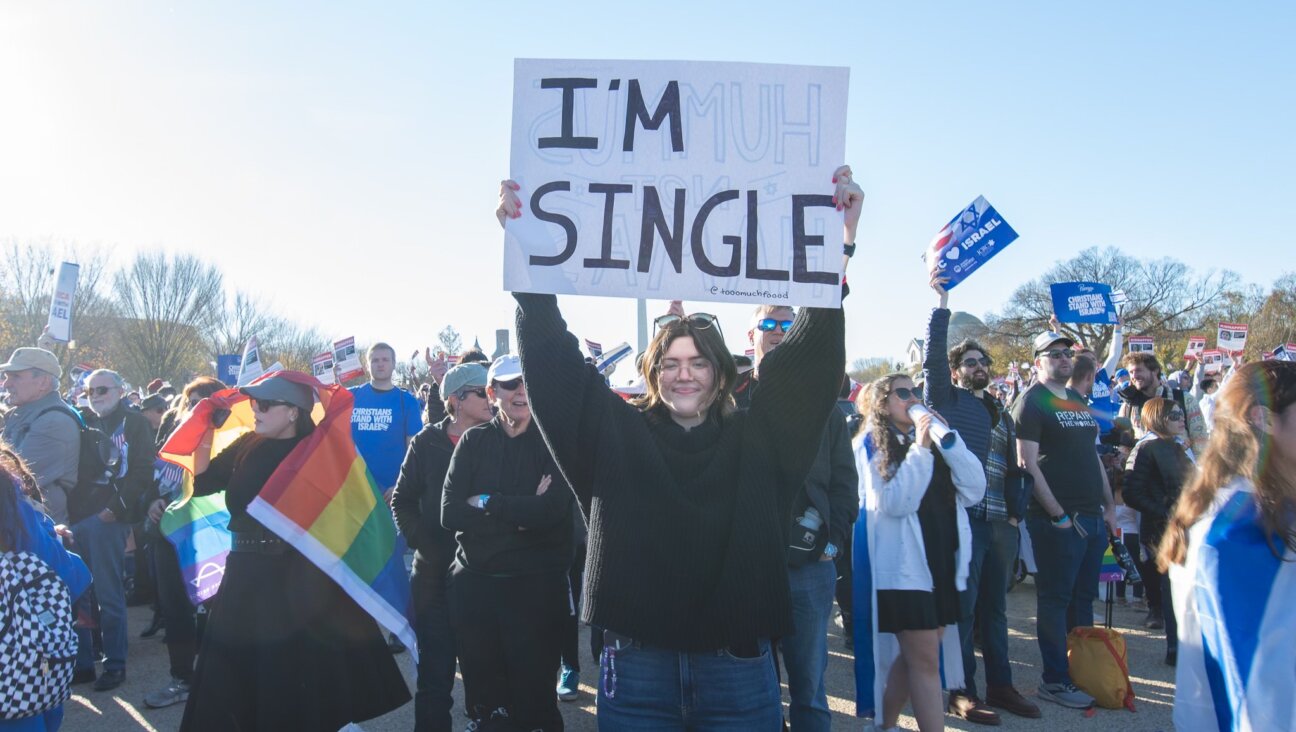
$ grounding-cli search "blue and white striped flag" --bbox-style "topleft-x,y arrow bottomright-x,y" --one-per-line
584,338 -> 603,359
1170,478 -> 1296,732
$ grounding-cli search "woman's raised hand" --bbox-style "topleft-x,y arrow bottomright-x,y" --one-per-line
832,165 -> 865,242
496,179 -> 522,228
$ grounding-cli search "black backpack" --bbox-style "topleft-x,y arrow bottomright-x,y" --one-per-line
32,407 -> 122,524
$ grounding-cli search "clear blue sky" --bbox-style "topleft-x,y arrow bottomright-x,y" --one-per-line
3,2 -> 1292,379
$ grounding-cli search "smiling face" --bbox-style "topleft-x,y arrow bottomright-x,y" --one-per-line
658,335 -> 717,422
87,373 -> 124,416
749,306 -> 794,366
1130,363 -> 1159,394
954,347 -> 992,391
488,378 -> 530,429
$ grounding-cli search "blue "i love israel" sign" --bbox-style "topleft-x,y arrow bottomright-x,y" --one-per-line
924,196 -> 1020,289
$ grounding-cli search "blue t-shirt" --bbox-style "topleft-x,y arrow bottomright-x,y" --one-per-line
1089,368 -> 1117,437
349,384 -> 423,489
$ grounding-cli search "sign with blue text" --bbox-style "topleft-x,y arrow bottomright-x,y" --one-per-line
216,355 -> 241,384
505,59 -> 850,307
924,196 -> 1019,289
1050,282 -> 1118,324
46,262 -> 80,342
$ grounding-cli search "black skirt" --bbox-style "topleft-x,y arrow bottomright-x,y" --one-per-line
179,547 -> 411,731
876,454 -> 962,633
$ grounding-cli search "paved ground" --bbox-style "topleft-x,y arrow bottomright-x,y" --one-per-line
62,577 -> 1177,731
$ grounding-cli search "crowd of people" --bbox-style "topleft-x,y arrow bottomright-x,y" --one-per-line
0,168 -> 1292,732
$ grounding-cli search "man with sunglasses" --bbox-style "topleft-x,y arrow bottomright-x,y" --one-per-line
0,347 -> 79,525
924,279 -> 1040,723
1117,351 -> 1208,456
733,303 -> 857,732
69,368 -> 158,691
392,362 -> 493,732
1011,332 -> 1119,710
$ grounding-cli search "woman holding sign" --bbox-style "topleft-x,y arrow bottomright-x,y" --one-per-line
497,168 -> 861,728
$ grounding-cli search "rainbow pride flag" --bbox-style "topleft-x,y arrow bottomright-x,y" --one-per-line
160,371 -> 416,659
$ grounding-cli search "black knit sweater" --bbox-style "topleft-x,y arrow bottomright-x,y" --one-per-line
514,292 -> 844,651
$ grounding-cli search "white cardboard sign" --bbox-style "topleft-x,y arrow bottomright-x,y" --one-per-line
1185,336 -> 1206,359
505,59 -> 850,307
1128,336 -> 1155,353
46,262 -> 80,343
1217,322 -> 1248,354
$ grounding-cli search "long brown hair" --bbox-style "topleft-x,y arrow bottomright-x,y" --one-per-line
1159,361 -> 1296,570
857,373 -> 913,481
630,319 -> 737,419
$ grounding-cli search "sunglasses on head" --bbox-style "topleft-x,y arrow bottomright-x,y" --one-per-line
960,356 -> 993,368
454,387 -> 487,400
1039,348 -> 1075,360
654,312 -> 720,333
889,387 -> 919,401
492,378 -> 523,392
90,386 -> 117,396
756,318 -> 794,334
252,399 -> 292,413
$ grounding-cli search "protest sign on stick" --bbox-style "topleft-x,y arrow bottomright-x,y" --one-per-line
333,337 -> 363,382
504,59 -> 849,307
923,196 -> 1020,290
1272,343 -> 1296,362
311,351 -> 337,385
1128,336 -> 1155,354
1216,322 -> 1248,354
236,337 -> 264,386
1202,349 -> 1224,374
216,355 -> 242,385
1050,282 -> 1118,324
1184,337 -> 1206,360
46,262 -> 80,343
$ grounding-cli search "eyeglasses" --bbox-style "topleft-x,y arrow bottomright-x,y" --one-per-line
454,388 -> 487,401
1040,349 -> 1075,360
89,386 -> 118,396
654,313 -> 720,333
1168,411 -> 1185,421
491,378 -> 523,392
756,318 -> 794,334
960,357 -> 993,368
889,387 -> 919,402
252,399 -> 292,412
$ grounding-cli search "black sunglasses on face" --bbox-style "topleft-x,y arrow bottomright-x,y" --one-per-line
960,357 -> 993,368
252,399 -> 292,413
455,388 -> 487,400
492,378 -> 523,392
90,385 -> 117,396
1168,411 -> 1185,421
1040,349 -> 1075,360
756,318 -> 794,334
889,387 -> 919,401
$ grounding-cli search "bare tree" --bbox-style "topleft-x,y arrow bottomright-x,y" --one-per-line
986,247 -> 1239,368
437,325 -> 463,357
111,251 -> 225,385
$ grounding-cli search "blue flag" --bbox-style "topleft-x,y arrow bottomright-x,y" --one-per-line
924,196 -> 1019,289
216,354 -> 241,384
1050,282 -> 1119,324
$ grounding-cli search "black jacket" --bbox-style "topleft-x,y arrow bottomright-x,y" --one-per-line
1122,435 -> 1194,543
82,402 -> 157,523
441,416 -> 573,576
391,418 -> 458,583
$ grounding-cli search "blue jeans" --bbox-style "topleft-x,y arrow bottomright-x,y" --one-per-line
780,560 -> 835,732
1026,514 -> 1106,684
956,518 -> 1019,697
597,637 -> 781,731
72,514 -> 130,672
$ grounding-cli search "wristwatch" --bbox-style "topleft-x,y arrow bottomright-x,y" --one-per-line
824,542 -> 839,559
843,242 -> 857,258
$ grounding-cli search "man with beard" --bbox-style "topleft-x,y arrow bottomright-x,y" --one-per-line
1013,332 -> 1118,710
925,279 -> 1040,724
1116,352 -> 1208,455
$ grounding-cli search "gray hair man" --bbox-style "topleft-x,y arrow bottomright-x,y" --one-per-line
0,347 -> 78,523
